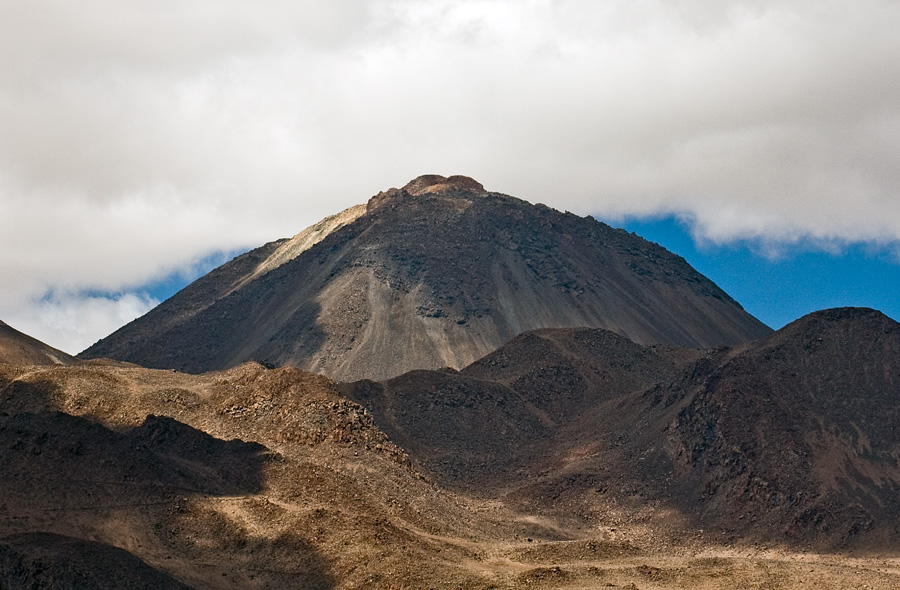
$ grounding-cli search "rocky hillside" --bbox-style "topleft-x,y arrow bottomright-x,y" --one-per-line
0,361 -> 513,589
342,308 -> 900,550
80,175 -> 771,381
0,320 -> 75,366
1,309 -> 899,588
663,307 -> 900,547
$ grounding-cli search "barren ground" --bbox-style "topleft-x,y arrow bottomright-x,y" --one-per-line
2,357 -> 899,589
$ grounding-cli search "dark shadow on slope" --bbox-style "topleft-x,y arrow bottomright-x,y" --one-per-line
339,327 -> 689,494
0,407 -> 335,588
342,372 -> 555,490
0,532 -> 193,590
343,313 -> 900,553
0,373 -> 67,415
0,411 -> 268,495
131,414 -> 268,493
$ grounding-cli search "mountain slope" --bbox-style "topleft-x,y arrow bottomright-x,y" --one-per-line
343,308 -> 900,550
0,361 -> 615,589
3,312 -> 900,587
81,174 -> 771,381
340,328 -> 692,489
663,307 -> 900,547
0,320 -> 75,366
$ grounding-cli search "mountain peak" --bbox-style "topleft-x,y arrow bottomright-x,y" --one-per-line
81,178 -> 771,380
401,174 -> 486,196
368,175 -> 488,212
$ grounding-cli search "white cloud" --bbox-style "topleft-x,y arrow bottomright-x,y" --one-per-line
1,0 -> 899,349
5,291 -> 158,356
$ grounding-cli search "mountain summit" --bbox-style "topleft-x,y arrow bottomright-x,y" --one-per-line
399,173 -> 486,195
80,175 -> 771,380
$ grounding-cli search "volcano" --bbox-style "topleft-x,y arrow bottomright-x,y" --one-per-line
80,175 -> 771,381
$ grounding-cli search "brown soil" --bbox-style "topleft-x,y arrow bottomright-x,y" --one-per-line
0,320 -> 75,366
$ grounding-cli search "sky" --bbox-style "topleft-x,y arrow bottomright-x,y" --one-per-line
1,0 -> 899,354
616,215 -> 900,329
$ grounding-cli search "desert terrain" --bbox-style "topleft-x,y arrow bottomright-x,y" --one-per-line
2,178 -> 898,588
3,309 -> 900,588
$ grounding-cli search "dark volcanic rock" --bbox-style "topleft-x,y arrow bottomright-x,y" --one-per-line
80,175 -> 771,381
344,308 -> 900,549
664,307 -> 900,548
461,327 -> 688,422
340,326 -> 691,490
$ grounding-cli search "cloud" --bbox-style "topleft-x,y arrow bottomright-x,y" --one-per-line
1,0 -> 899,349
5,291 -> 158,355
